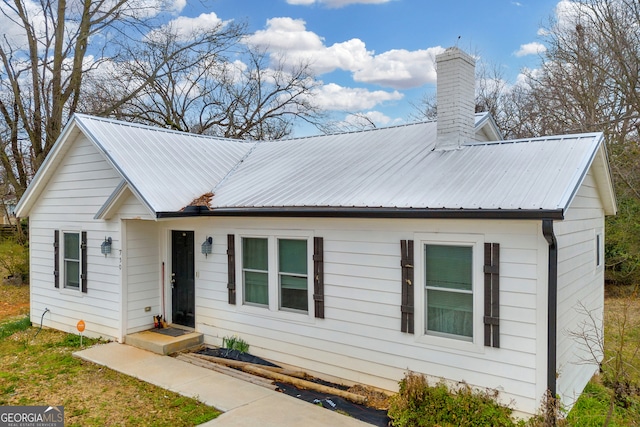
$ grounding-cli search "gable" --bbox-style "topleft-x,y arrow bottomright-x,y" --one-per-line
26,133 -> 123,219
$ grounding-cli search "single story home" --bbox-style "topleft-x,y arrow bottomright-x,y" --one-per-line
16,47 -> 616,416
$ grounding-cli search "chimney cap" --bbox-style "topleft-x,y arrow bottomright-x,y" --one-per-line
435,46 -> 476,66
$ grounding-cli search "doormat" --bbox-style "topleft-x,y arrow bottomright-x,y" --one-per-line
152,327 -> 190,337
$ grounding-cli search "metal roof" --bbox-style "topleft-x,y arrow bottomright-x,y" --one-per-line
210,123 -> 605,214
74,114 -> 255,213
16,112 -> 614,219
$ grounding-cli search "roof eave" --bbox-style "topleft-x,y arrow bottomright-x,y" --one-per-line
156,207 -> 565,220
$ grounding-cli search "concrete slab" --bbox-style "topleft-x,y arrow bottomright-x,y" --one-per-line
200,393 -> 371,427
74,342 -> 372,427
126,329 -> 203,354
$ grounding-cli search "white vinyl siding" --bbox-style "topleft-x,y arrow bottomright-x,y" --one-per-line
125,220 -> 160,334
554,170 -> 606,410
28,134 -> 123,340
190,217 -> 542,415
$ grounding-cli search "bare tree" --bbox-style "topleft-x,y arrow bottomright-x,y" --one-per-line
1,0 -> 151,195
0,0 -> 248,198
83,28 -> 323,141
410,61 -> 532,139
528,0 -> 640,285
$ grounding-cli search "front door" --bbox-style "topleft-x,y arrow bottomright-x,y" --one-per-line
171,230 -> 195,327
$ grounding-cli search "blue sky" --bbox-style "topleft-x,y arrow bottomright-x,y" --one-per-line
175,0 -> 563,135
35,0 -> 569,136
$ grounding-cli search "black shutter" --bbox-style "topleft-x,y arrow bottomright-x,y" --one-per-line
313,237 -> 324,319
53,230 -> 59,288
227,234 -> 236,304
81,231 -> 88,293
401,240 -> 414,334
483,243 -> 500,348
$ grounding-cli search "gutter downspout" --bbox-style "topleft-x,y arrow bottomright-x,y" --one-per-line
542,219 -> 558,398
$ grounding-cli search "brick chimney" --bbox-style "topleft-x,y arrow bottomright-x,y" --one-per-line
435,47 -> 476,150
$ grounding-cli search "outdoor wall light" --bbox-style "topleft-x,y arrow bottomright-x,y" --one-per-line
101,237 -> 112,256
201,236 -> 213,257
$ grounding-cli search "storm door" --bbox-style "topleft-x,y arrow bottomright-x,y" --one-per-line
171,230 -> 195,327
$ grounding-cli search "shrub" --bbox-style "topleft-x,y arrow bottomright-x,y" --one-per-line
222,335 -> 249,353
0,239 -> 29,283
388,372 -> 517,427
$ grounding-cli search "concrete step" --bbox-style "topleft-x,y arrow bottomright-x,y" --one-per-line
125,328 -> 203,355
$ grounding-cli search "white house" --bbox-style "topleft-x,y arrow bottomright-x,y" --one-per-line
16,48 -> 616,416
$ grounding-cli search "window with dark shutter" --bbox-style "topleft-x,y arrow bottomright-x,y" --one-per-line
227,234 -> 236,304
401,240 -> 414,334
54,230 -> 59,288
81,231 -> 88,293
483,242 -> 500,348
313,237 -> 324,319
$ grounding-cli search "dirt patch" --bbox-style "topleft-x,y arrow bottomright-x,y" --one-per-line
0,283 -> 29,320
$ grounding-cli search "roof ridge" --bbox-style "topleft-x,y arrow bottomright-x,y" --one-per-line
280,119 -> 438,141
73,113 -> 252,144
464,131 -> 603,147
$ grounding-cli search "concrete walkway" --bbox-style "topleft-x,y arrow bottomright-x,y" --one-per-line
74,342 -> 372,427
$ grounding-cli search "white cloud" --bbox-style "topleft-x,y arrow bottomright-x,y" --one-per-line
161,12 -> 227,41
354,47 -> 444,89
514,42 -> 547,57
537,27 -> 550,36
311,83 -> 402,110
347,110 -> 396,126
247,17 -> 325,51
286,0 -> 394,7
246,17 -> 444,89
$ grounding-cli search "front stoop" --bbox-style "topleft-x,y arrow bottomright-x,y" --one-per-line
125,329 -> 203,355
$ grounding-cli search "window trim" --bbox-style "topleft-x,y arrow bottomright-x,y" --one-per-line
595,229 -> 604,270
241,237 -> 269,307
414,232 -> 485,352
61,230 -> 82,292
235,230 -> 314,320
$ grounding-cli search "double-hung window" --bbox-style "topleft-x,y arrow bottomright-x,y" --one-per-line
424,243 -> 474,341
64,232 -> 81,290
279,239 -> 308,312
240,235 -> 310,315
242,238 -> 269,306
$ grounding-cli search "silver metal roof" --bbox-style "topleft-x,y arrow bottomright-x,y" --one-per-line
27,113 -> 608,218
211,123 -> 604,212
74,114 -> 254,213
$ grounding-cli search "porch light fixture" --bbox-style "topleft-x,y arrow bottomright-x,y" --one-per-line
201,236 -> 213,257
101,237 -> 112,256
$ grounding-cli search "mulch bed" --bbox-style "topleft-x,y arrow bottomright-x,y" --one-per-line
194,347 -> 391,426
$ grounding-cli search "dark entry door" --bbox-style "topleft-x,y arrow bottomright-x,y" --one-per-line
172,230 -> 195,327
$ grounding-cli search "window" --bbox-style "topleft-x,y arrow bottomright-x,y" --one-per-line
425,244 -> 473,341
279,239 -> 308,311
596,233 -> 603,267
64,232 -> 81,289
242,237 -> 268,306
238,234 -> 313,315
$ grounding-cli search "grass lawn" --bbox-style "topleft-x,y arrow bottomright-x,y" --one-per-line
0,283 -> 220,426
566,288 -> 640,426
